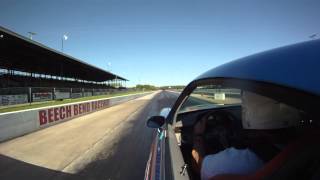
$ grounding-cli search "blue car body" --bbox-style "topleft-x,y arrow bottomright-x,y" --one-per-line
146,40 -> 320,180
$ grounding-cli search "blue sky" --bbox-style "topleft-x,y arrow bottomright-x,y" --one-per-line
1,0 -> 319,86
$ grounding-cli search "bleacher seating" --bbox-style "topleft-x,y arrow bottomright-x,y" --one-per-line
0,74 -> 115,89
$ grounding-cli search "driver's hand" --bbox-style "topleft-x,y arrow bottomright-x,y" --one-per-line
194,118 -> 207,135
192,117 -> 206,172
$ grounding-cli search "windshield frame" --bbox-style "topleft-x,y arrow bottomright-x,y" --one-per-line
166,77 -> 319,126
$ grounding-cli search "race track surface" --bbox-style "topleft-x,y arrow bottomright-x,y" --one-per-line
0,90 -> 179,180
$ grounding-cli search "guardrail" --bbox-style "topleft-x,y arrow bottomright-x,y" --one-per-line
0,92 -> 151,142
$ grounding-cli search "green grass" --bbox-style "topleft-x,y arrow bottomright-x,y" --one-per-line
0,91 -> 148,114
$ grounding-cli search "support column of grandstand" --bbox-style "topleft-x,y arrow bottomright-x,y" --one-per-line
0,26 -> 128,106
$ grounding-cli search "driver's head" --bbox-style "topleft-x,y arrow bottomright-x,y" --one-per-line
241,91 -> 301,130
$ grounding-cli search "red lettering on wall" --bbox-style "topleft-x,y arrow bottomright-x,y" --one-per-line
79,104 -> 83,114
66,106 -> 72,118
54,108 -> 59,121
82,103 -> 86,113
48,108 -> 54,122
92,101 -> 97,110
86,103 -> 90,112
60,106 -> 66,120
96,101 -> 99,109
39,100 -> 113,126
74,104 -> 78,116
39,110 -> 47,125
95,101 -> 98,109
91,102 -> 94,110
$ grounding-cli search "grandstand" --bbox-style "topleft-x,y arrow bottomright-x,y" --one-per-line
0,26 -> 128,106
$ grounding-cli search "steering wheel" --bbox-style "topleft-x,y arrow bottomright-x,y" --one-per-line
200,111 -> 236,151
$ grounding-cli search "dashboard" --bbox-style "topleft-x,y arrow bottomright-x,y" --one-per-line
174,105 -> 242,146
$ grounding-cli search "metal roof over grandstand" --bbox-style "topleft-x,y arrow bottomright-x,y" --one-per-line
0,26 -> 127,82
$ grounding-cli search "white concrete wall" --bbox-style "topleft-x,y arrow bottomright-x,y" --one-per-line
0,92 -> 150,142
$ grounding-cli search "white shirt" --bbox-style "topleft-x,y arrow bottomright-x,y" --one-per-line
201,147 -> 264,180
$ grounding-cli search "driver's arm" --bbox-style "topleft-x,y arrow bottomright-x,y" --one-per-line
192,119 -> 206,173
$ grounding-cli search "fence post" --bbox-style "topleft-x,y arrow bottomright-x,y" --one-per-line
28,87 -> 32,104
53,87 -> 56,100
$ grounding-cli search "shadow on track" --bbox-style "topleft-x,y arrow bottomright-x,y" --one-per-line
0,155 -> 74,180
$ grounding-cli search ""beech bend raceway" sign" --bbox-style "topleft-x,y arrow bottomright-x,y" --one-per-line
39,99 -> 110,126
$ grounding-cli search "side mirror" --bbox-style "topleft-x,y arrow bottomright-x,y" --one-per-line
146,116 -> 165,128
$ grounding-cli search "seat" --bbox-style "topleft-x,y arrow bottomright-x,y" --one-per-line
210,130 -> 320,180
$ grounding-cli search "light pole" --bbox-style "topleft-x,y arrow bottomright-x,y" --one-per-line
309,33 -> 318,40
106,62 -> 112,86
61,34 -> 68,52
107,62 -> 112,72
115,75 -> 118,88
28,32 -> 36,40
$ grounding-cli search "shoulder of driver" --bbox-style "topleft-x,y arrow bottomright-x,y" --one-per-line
201,147 -> 264,180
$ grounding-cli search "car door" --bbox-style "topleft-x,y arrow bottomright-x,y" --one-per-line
164,89 -> 193,180
145,119 -> 189,180
165,123 -> 190,180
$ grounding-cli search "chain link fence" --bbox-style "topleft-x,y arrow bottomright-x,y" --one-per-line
0,87 -> 129,106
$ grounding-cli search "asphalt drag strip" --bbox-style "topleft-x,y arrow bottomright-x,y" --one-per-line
0,90 -> 178,180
